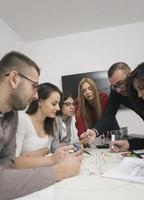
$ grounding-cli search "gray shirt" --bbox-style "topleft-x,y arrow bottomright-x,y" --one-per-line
0,111 -> 55,200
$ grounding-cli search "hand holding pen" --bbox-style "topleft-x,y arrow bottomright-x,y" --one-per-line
73,144 -> 92,156
110,140 -> 130,152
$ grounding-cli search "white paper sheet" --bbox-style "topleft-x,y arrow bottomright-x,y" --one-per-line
103,157 -> 144,184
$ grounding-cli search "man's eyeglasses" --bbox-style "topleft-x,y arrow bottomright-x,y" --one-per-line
110,78 -> 128,91
5,73 -> 39,89
63,102 -> 75,107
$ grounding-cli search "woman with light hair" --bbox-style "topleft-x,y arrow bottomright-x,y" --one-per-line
75,77 -> 119,138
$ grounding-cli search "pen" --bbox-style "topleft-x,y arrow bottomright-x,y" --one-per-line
83,149 -> 92,155
73,144 -> 81,151
73,144 -> 92,155
131,151 -> 143,159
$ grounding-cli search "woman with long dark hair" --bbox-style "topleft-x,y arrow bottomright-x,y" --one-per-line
15,82 -> 71,168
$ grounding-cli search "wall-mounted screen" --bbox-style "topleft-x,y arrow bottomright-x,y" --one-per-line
61,70 -> 109,99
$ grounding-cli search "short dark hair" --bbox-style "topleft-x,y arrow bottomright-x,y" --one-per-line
0,51 -> 40,79
108,62 -> 130,78
61,92 -> 73,105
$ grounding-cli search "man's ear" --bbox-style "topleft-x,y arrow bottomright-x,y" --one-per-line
8,71 -> 21,89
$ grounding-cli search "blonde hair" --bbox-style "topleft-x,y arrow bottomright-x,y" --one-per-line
76,77 -> 101,128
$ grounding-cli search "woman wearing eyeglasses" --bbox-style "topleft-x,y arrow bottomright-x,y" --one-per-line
55,93 -> 80,145
15,83 -> 73,168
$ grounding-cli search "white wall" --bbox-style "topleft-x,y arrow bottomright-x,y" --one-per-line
0,18 -> 23,57
116,109 -> 144,135
23,21 -> 144,135
0,18 -> 143,135
24,21 -> 144,86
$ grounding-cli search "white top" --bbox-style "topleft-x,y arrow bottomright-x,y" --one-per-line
60,116 -> 80,144
16,112 -> 52,157
55,115 -> 79,145
70,116 -> 80,144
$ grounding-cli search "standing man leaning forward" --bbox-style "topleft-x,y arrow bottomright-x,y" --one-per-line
80,62 -> 144,144
0,51 -> 82,200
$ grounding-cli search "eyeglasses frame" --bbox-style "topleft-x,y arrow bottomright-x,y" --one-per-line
110,76 -> 129,91
5,72 -> 39,89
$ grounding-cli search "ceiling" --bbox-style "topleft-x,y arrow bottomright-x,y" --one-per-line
0,0 -> 144,42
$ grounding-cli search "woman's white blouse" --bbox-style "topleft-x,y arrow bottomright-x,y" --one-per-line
16,112 -> 52,157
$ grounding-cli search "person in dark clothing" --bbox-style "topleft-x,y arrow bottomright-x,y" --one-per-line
93,89 -> 144,135
110,62 -> 144,152
80,62 -> 143,144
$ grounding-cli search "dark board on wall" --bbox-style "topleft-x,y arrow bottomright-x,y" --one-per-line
61,70 -> 109,99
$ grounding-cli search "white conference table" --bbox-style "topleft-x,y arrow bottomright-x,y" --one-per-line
16,148 -> 144,200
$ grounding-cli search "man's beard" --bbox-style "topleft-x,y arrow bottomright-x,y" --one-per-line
9,89 -> 28,111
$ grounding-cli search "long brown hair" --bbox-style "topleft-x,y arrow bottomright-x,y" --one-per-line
26,82 -> 62,136
76,77 -> 101,128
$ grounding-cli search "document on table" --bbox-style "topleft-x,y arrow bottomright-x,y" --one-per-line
102,157 -> 144,184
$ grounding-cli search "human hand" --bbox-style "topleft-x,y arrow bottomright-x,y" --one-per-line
80,129 -> 96,144
54,153 -> 83,181
73,143 -> 83,155
51,145 -> 75,164
87,129 -> 97,143
79,131 -> 89,144
109,140 -> 130,152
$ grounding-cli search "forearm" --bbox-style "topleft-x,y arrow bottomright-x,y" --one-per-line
22,148 -> 49,157
92,107 -> 114,135
14,155 -> 54,169
94,91 -> 121,135
93,117 -> 120,135
0,165 -> 55,200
